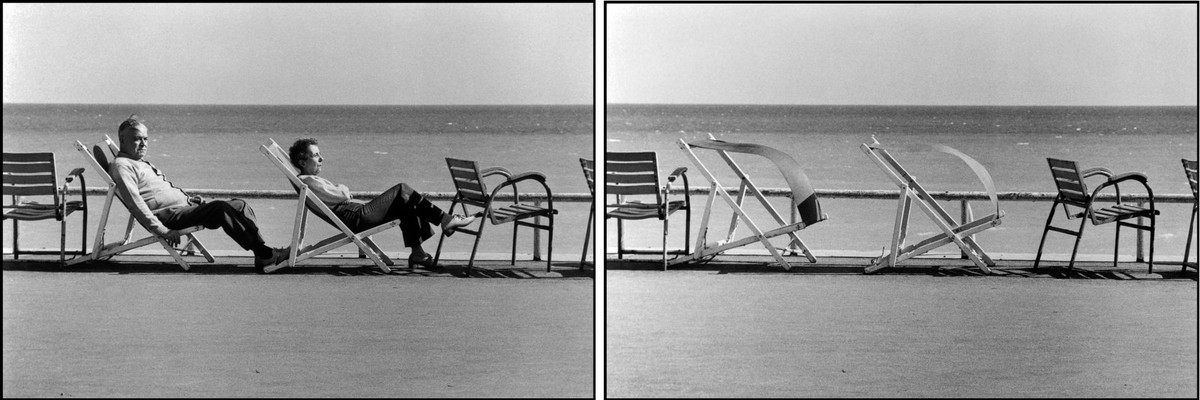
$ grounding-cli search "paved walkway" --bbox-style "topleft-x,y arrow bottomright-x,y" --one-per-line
3,254 -> 594,398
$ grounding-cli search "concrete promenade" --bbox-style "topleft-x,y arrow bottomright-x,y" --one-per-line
607,254 -> 1197,398
3,254 -> 594,398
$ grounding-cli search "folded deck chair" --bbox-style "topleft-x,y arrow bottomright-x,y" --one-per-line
605,151 -> 691,270
3,152 -> 88,263
860,138 -> 1003,274
676,134 -> 827,270
259,139 -> 400,273
1034,158 -> 1159,273
66,136 -> 214,270
1183,159 -> 1198,271
433,158 -> 558,274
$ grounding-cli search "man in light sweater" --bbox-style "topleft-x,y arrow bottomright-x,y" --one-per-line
110,115 -> 288,273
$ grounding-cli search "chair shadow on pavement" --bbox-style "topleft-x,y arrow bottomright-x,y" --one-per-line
605,257 -> 1198,281
2,258 -> 595,279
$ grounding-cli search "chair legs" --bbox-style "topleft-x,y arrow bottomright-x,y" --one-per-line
579,205 -> 593,269
1184,205 -> 1198,271
1034,199 -> 1088,270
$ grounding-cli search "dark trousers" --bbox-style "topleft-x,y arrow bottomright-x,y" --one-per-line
155,199 -> 266,252
332,183 -> 445,248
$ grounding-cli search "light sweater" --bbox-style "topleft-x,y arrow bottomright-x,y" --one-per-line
109,155 -> 190,236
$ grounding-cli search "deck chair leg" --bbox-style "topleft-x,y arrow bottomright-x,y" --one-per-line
1148,217 -> 1155,274
1113,222 -> 1121,269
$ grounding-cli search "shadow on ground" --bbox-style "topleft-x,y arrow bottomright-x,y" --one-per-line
605,256 -> 1198,281
1,256 -> 594,279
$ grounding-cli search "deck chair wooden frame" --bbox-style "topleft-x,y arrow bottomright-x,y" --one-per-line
434,158 -> 558,274
1183,159 -> 1198,271
675,134 -> 827,270
579,158 -> 594,269
860,139 -> 1003,274
66,136 -> 213,270
259,139 -> 399,273
3,152 -> 88,263
605,151 -> 691,271
1033,158 -> 1160,273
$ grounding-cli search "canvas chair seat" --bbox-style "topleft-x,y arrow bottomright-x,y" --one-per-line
66,136 -> 213,270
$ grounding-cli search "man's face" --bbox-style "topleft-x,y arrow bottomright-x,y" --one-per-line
120,125 -> 149,160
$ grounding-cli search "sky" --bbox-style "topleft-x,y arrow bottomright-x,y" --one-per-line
607,4 -> 1198,106
2,3 -> 593,105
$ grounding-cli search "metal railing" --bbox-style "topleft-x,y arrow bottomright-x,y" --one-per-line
64,186 -> 1193,261
66,187 -> 589,260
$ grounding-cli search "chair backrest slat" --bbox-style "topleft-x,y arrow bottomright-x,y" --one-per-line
580,158 -> 594,195
1047,158 -> 1090,204
1184,159 -> 1198,199
3,152 -> 58,197
606,152 -> 662,201
445,158 -> 490,203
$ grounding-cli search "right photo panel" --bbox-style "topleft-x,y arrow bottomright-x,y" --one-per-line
604,3 -> 1198,398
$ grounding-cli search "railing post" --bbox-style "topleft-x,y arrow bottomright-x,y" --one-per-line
1136,200 -> 1145,262
960,199 -> 972,259
533,199 -> 542,261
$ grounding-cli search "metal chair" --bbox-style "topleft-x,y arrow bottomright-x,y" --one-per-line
579,158 -> 594,269
1182,158 -> 1198,271
3,152 -> 88,263
434,158 -> 557,274
605,151 -> 690,270
1034,158 -> 1159,272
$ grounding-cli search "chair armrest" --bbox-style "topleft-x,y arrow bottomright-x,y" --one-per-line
663,167 -> 691,210
667,167 -> 688,182
64,167 -> 86,183
506,171 -> 547,184
1107,171 -> 1148,185
1082,167 -> 1113,179
480,166 -> 513,179
61,167 -> 88,211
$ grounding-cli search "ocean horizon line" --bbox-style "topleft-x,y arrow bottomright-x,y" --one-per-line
607,103 -> 1199,108
2,102 -> 594,108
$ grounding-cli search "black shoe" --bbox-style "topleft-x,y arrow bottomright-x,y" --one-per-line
255,247 -> 290,273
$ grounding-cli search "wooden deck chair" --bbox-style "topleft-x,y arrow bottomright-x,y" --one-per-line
3,152 -> 88,263
1185,157 -> 1195,269
66,136 -> 214,270
1183,159 -> 1198,271
433,158 -> 558,274
676,134 -> 826,270
605,151 -> 691,270
1033,158 -> 1159,272
579,158 -> 594,269
259,139 -> 400,273
860,138 -> 1003,274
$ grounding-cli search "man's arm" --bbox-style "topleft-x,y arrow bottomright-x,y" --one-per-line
111,161 -> 174,237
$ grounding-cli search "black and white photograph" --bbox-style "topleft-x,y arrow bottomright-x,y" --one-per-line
604,3 -> 1197,398
4,3 -> 594,398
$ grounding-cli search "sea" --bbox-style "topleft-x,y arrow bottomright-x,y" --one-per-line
605,104 -> 1198,262
3,103 -> 1197,265
2,104 -> 595,261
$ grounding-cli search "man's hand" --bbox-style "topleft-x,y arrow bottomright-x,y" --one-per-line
162,230 -> 182,247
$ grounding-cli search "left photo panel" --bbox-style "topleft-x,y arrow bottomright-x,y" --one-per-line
3,3 -> 596,398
